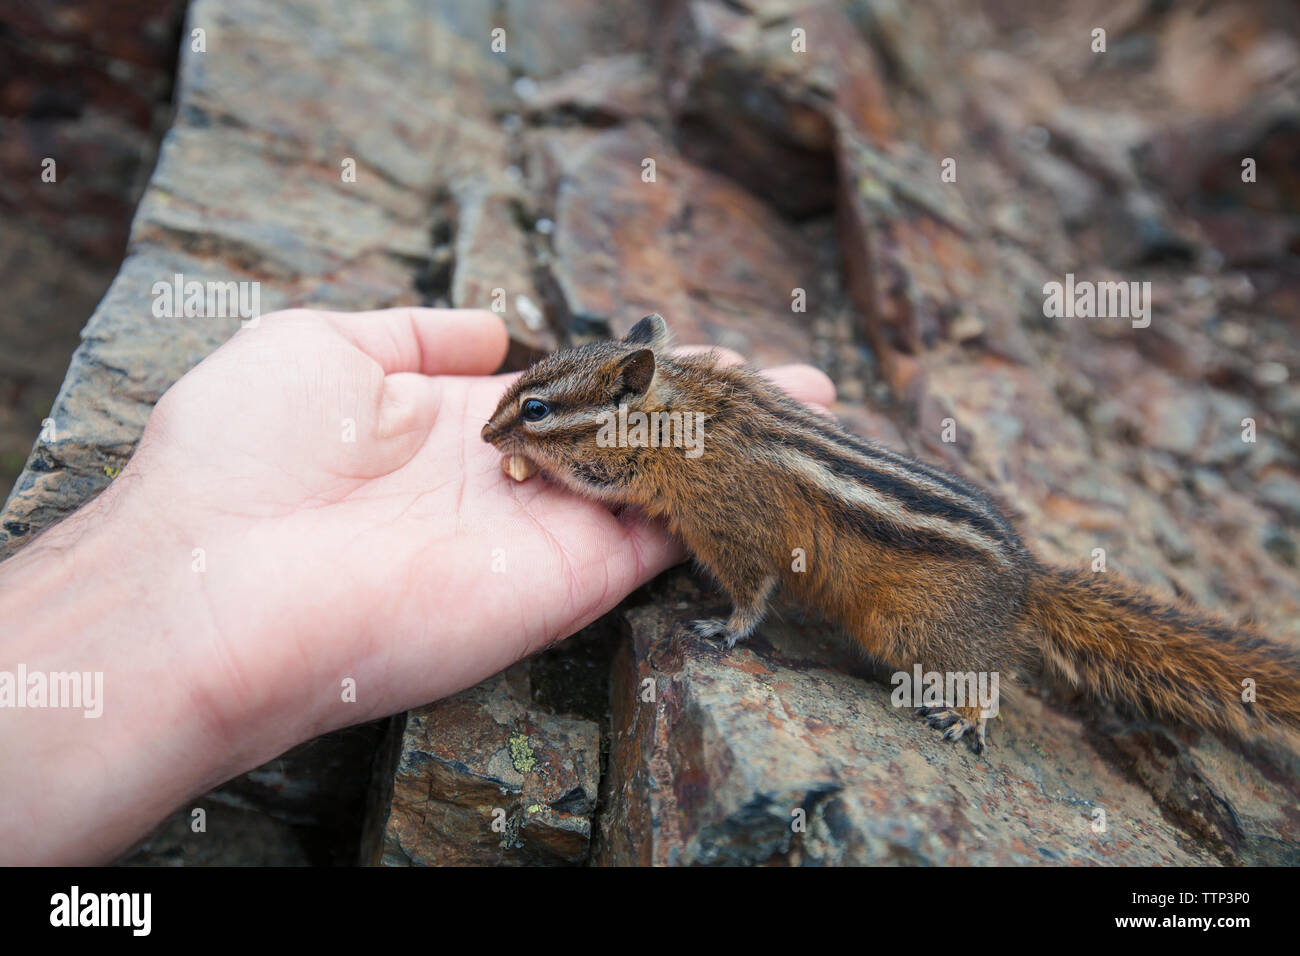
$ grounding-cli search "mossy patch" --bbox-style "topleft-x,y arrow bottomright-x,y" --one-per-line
509,732 -> 537,774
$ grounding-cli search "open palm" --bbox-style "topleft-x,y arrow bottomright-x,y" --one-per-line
126,308 -> 834,740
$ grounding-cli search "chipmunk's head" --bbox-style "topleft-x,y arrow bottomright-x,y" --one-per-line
481,313 -> 671,500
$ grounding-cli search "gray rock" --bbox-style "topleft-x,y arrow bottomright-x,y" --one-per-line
599,572 -> 1300,865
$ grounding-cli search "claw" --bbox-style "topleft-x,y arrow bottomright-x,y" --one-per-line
688,618 -> 740,649
915,706 -> 988,754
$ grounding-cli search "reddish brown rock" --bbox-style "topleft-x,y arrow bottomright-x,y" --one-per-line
532,122 -> 822,364
374,669 -> 601,866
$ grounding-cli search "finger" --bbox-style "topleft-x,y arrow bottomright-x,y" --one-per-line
556,509 -> 687,641
317,308 -> 509,376
759,364 -> 837,407
671,348 -> 836,405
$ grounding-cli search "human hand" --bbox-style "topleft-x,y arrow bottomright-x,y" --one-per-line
0,307 -> 835,863
137,307 -> 834,728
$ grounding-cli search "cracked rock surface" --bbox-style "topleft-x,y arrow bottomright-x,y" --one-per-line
5,0 -> 1299,864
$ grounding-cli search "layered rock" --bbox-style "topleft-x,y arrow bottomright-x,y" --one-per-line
4,0 -> 1299,865
371,667 -> 601,866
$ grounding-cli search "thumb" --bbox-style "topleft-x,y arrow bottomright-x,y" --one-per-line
374,372 -> 444,442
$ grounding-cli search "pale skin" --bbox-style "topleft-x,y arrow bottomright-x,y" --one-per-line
0,307 -> 835,865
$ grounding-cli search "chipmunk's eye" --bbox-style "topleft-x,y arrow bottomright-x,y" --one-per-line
521,398 -> 551,422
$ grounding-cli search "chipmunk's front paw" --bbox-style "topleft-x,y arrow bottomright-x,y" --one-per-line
915,706 -> 988,754
689,618 -> 743,649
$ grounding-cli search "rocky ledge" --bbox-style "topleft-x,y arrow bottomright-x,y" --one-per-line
5,0 -> 1299,865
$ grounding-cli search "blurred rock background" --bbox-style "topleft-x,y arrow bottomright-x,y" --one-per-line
0,0 -> 186,501
2,0 -> 1298,865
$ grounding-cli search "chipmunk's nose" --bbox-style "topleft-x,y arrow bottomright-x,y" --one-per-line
481,420 -> 503,444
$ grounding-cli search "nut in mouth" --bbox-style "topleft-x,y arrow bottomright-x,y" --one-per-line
500,454 -> 539,482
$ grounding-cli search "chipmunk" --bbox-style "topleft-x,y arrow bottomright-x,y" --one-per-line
482,314 -> 1300,753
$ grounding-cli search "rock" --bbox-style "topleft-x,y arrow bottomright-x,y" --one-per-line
0,223 -> 117,504
0,0 -> 187,503
0,0 -> 186,262
372,668 -> 601,866
523,55 -> 663,127
594,572 -> 1298,865
7,0 -> 1300,870
450,182 -> 556,356
1094,729 -> 1300,866
532,122 -> 821,365
501,0 -> 654,82
659,0 -> 842,218
123,800 -> 314,867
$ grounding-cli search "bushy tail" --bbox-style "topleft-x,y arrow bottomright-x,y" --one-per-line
1025,565 -> 1300,742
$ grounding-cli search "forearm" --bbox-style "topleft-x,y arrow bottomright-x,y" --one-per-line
0,486 -> 272,864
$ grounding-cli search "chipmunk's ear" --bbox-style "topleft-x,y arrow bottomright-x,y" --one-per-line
613,348 -> 656,395
623,313 -> 668,350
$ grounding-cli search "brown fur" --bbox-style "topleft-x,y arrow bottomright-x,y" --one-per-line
483,315 -> 1300,752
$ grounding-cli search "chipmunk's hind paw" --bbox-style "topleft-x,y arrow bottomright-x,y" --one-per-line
915,707 -> 988,755
689,618 -> 742,649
